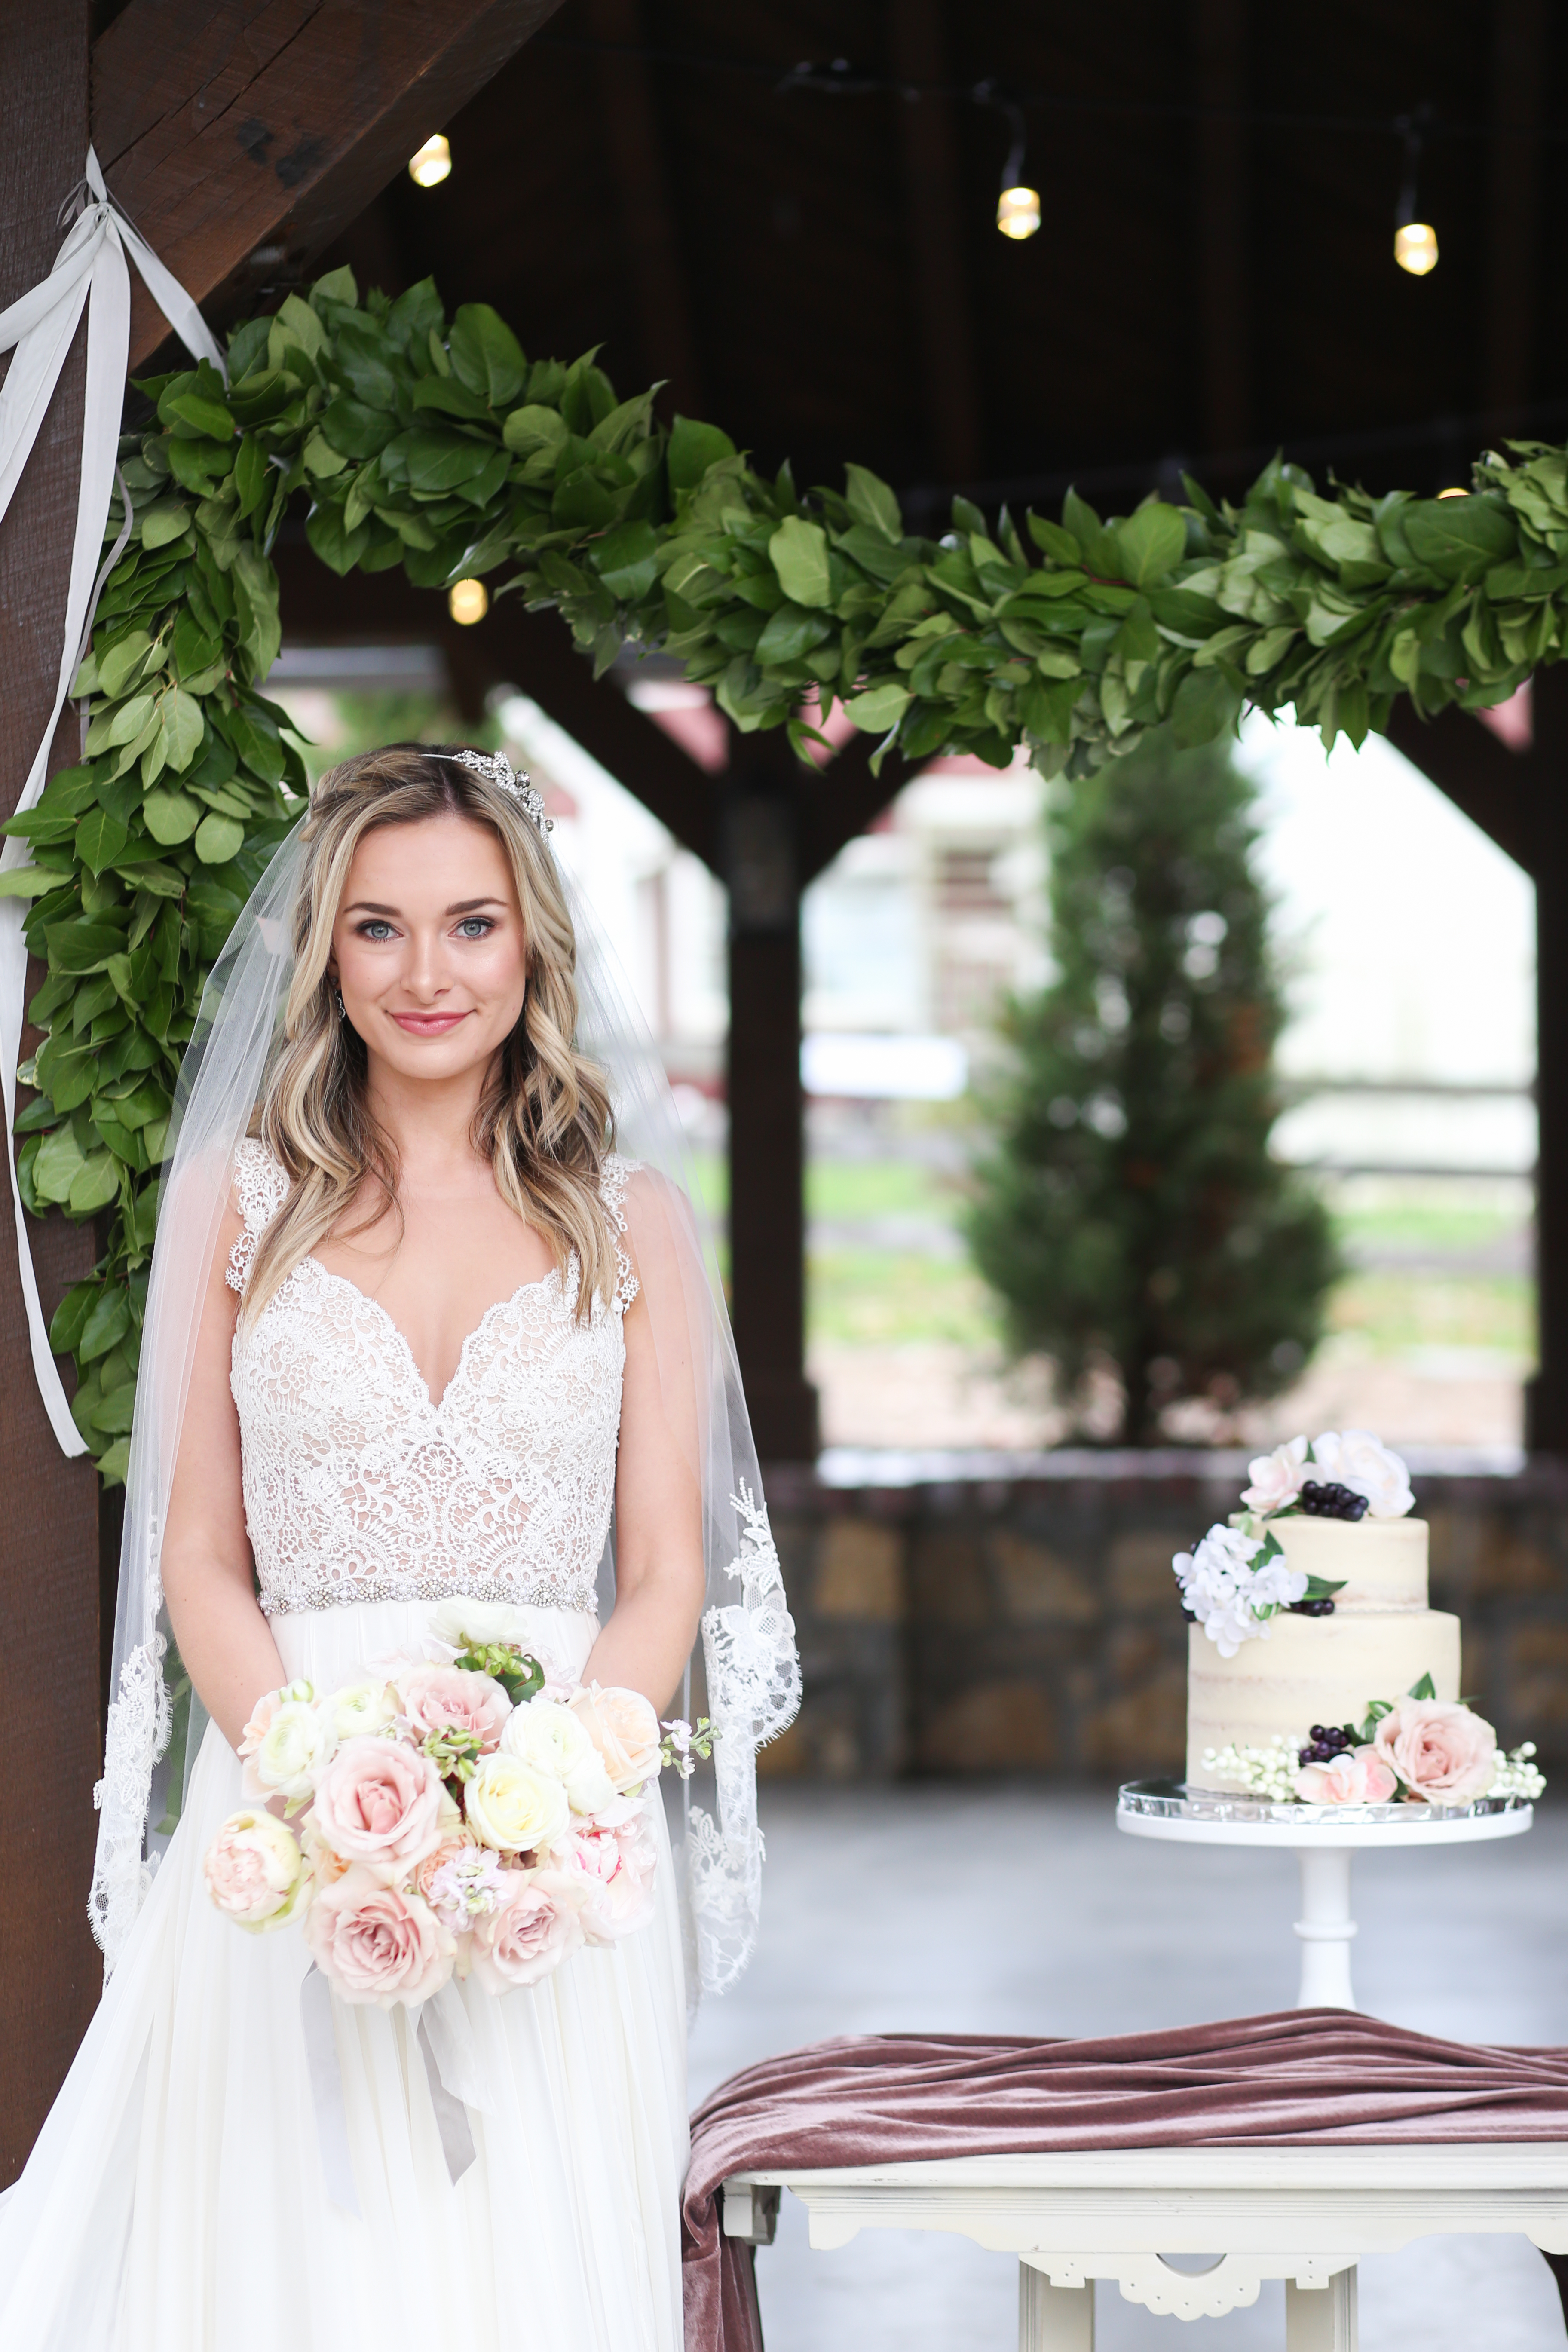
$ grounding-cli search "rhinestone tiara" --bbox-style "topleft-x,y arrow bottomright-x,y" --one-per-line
445,747 -> 552,834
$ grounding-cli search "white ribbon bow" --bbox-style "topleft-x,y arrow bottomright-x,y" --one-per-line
0,148 -> 224,1455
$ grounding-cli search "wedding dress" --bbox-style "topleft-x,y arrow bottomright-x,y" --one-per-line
0,1139 -> 689,2352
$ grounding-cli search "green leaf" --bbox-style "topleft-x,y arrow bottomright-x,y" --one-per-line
1028,513 -> 1086,565
98,628 -> 154,699
142,789 -> 202,845
844,682 -> 911,732
166,391 -> 234,441
1170,666 -> 1243,747
141,501 -> 191,550
79,1285 -> 132,1363
96,1434 -> 131,1486
1401,495 -> 1518,580
77,808 -> 130,874
401,431 -> 495,493
193,812 -> 245,865
769,515 -> 832,609
755,602 -> 834,664
1114,501 -> 1188,588
305,501 -> 371,576
588,519 -> 659,602
668,416 -> 737,492
447,303 -> 526,408
319,398 -> 395,461
0,866 -> 56,899
48,1279 -> 98,1357
843,463 -> 903,542
1407,1672 -> 1437,1701
233,431 -> 270,517
43,919 -> 127,974
501,403 -> 569,457
32,1125 -> 86,1204
158,684 -> 206,772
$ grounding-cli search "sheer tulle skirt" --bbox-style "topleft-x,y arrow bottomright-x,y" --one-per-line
0,1601 -> 689,2352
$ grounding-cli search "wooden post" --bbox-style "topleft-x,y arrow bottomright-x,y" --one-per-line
0,0 -> 106,2187
1527,671 -> 1568,1452
724,747 -> 818,1462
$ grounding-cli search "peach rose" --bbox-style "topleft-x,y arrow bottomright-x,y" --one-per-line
398,1664 -> 512,1754
551,1802 -> 658,1942
1294,1746 -> 1399,1806
467,1868 -> 585,1991
310,1736 -> 446,1874
304,1867 -> 454,2007
567,1684 -> 662,1794
203,1808 -> 307,1931
1374,1696 -> 1497,1803
412,1824 -> 481,1905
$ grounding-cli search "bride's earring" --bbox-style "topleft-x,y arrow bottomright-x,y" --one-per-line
332,986 -> 346,1021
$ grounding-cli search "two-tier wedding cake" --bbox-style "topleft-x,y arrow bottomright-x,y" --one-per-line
1175,1432 -> 1461,1791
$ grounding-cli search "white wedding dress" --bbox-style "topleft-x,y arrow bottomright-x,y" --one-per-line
0,1140 -> 689,2352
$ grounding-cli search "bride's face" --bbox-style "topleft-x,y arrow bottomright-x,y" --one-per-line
330,811 -> 529,1085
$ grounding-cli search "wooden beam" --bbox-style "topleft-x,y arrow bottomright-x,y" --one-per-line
583,0 -> 704,419
1484,0 -> 1548,420
270,538 -> 721,866
92,0 -> 569,370
886,0 -> 982,484
1384,701 -> 1532,873
0,0 -> 106,2188
1192,0 -> 1249,452
1524,670 -> 1568,1451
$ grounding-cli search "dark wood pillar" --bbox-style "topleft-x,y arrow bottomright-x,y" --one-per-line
0,0 -> 105,2186
1526,672 -> 1568,1453
723,750 -> 818,1462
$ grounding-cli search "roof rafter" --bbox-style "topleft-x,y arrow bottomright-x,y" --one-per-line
584,0 -> 704,418
92,0 -> 569,369
886,0 -> 982,485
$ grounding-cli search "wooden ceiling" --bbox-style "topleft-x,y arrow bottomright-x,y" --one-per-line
299,0 -> 1562,524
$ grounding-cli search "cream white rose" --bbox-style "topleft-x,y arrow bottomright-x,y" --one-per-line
501,1698 -> 617,1816
318,1678 -> 398,1742
464,1752 -> 571,1853
244,1696 -> 337,1802
428,1598 -> 544,1654
1311,1430 -> 1414,1518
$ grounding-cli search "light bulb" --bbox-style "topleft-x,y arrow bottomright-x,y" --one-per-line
1437,486 -> 1469,500
448,578 -> 488,626
997,185 -> 1041,240
408,135 -> 452,189
1394,220 -> 1437,276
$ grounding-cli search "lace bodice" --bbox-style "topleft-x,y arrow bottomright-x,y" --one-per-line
227,1139 -> 639,1619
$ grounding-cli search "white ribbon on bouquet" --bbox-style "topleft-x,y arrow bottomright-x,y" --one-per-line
0,146 -> 223,1455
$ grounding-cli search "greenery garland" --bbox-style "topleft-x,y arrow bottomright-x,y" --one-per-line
6,261 -> 1562,1480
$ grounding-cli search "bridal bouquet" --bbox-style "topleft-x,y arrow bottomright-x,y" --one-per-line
201,1601 -> 711,2006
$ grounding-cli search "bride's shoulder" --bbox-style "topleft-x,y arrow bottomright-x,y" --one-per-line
231,1134 -> 289,1229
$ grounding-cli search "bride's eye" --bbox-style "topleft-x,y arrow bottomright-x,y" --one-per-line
455,917 -> 494,940
357,919 -> 396,942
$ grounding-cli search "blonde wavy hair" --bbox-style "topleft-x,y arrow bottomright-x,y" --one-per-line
240,742 -> 618,1327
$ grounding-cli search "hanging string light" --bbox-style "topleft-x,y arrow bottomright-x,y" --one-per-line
1393,107 -> 1437,275
448,579 -> 488,625
408,134 -> 453,189
973,80 -> 1040,241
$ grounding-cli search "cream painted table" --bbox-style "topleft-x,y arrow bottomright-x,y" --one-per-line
720,2142 -> 1568,2350
1115,1781 -> 1534,2009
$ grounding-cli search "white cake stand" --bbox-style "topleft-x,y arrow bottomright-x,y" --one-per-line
1116,1782 -> 1533,2010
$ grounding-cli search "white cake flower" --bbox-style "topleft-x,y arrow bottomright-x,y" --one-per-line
1240,1435 -> 1309,1515
1173,1524 -> 1307,1658
1311,1430 -> 1414,1518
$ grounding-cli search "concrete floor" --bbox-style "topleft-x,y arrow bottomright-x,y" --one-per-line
687,1785 -> 1568,2351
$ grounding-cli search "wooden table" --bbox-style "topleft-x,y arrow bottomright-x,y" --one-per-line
720,2141 -> 1568,2349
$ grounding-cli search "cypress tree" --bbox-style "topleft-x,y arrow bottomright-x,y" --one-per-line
967,726 -> 1338,1443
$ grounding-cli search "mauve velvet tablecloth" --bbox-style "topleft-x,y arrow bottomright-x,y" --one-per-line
683,2010 -> 1568,2352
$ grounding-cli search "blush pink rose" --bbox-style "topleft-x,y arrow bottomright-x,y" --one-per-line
412,1825 -> 481,1904
551,1802 -> 658,1942
310,1736 -> 446,1874
304,1866 -> 454,2007
567,1684 -> 662,1794
398,1665 -> 511,1754
467,1868 -> 585,1991
1294,1746 -> 1399,1806
1374,1696 -> 1497,1803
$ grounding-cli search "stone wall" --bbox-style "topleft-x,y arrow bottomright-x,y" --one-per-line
756,1454 -> 1568,1783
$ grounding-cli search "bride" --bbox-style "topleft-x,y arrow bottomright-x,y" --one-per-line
0,742 -> 798,2348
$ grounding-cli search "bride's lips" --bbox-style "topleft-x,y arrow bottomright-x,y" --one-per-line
389,1009 -> 471,1035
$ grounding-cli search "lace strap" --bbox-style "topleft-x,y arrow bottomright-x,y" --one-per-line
225,1137 -> 289,1295
600,1152 -> 641,1311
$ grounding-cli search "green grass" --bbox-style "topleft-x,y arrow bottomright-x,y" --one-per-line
808,1250 -> 1003,1349
1327,1272 -> 1533,1360
806,1159 -> 957,1220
